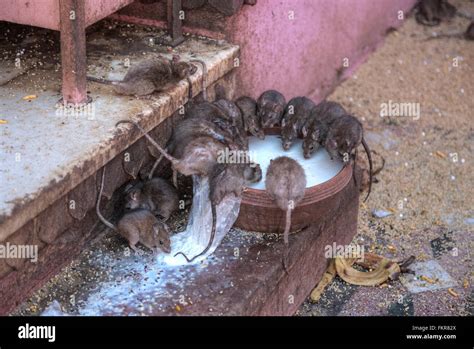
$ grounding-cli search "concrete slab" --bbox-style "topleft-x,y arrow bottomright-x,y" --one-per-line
0,21 -> 239,241
400,260 -> 456,294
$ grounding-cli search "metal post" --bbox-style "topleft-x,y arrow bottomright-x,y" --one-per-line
167,0 -> 185,47
59,0 -> 88,105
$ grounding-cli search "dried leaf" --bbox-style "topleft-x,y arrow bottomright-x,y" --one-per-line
387,245 -> 397,252
420,275 -> 437,284
448,288 -> 458,297
23,95 -> 37,100
0,119 -> 7,124
435,151 -> 446,159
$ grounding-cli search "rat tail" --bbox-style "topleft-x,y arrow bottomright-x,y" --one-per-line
148,153 -> 165,180
282,207 -> 292,273
96,167 -> 116,231
87,76 -> 118,85
190,59 -> 207,101
174,204 -> 217,263
116,120 -> 177,164
361,136 -> 372,202
284,207 -> 292,245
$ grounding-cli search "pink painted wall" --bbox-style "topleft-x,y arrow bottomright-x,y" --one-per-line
225,0 -> 416,101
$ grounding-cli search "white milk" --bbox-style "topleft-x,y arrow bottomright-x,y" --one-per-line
247,135 -> 344,189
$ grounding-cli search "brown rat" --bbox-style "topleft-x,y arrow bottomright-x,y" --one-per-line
170,54 -> 200,99
87,57 -> 173,96
325,114 -> 373,202
257,90 -> 286,128
117,120 -> 226,178
96,167 -> 171,254
88,55 -> 199,97
415,0 -> 456,26
175,162 -> 262,262
185,102 -> 241,147
146,112 -> 237,182
213,98 -> 248,149
265,156 -> 306,271
124,177 -> 179,221
235,96 -> 265,140
301,101 -> 346,159
280,97 -> 316,150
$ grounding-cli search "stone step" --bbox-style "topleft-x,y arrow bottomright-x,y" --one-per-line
0,21 -> 239,314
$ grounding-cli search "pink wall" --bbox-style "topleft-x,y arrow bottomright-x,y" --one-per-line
226,0 -> 416,101
0,0 -> 133,30
1,0 -> 416,102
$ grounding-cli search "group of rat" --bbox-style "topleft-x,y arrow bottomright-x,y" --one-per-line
416,0 -> 474,40
95,81 -> 372,269
88,0 -> 472,272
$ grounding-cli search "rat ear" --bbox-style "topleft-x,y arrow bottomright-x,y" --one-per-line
301,125 -> 308,137
130,190 -> 140,200
281,118 -> 286,127
152,223 -> 160,233
172,54 -> 181,62
311,130 -> 319,140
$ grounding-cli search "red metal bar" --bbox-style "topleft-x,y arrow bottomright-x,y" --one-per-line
167,0 -> 185,47
59,0 -> 88,105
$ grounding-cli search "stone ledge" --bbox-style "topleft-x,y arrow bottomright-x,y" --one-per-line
0,22 -> 239,241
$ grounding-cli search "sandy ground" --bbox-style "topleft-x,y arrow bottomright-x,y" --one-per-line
11,2 -> 473,316
297,1 -> 473,316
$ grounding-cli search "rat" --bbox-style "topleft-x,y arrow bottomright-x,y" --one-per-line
235,96 -> 266,140
96,167 -> 171,254
174,162 -> 262,263
213,98 -> 248,149
117,120 -> 225,178
425,21 -> 474,40
185,102 -> 241,147
124,177 -> 179,221
265,156 -> 306,271
257,90 -> 286,128
87,55 -> 199,97
146,112 -> 238,183
280,97 -> 316,150
170,55 -> 200,99
301,101 -> 347,159
415,0 -> 456,26
87,56 -> 173,96
325,114 -> 373,202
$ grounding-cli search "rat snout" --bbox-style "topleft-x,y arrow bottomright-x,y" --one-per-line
161,245 -> 171,254
282,141 -> 291,150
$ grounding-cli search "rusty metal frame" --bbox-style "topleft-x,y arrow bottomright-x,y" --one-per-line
59,0 -> 88,105
166,0 -> 185,47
